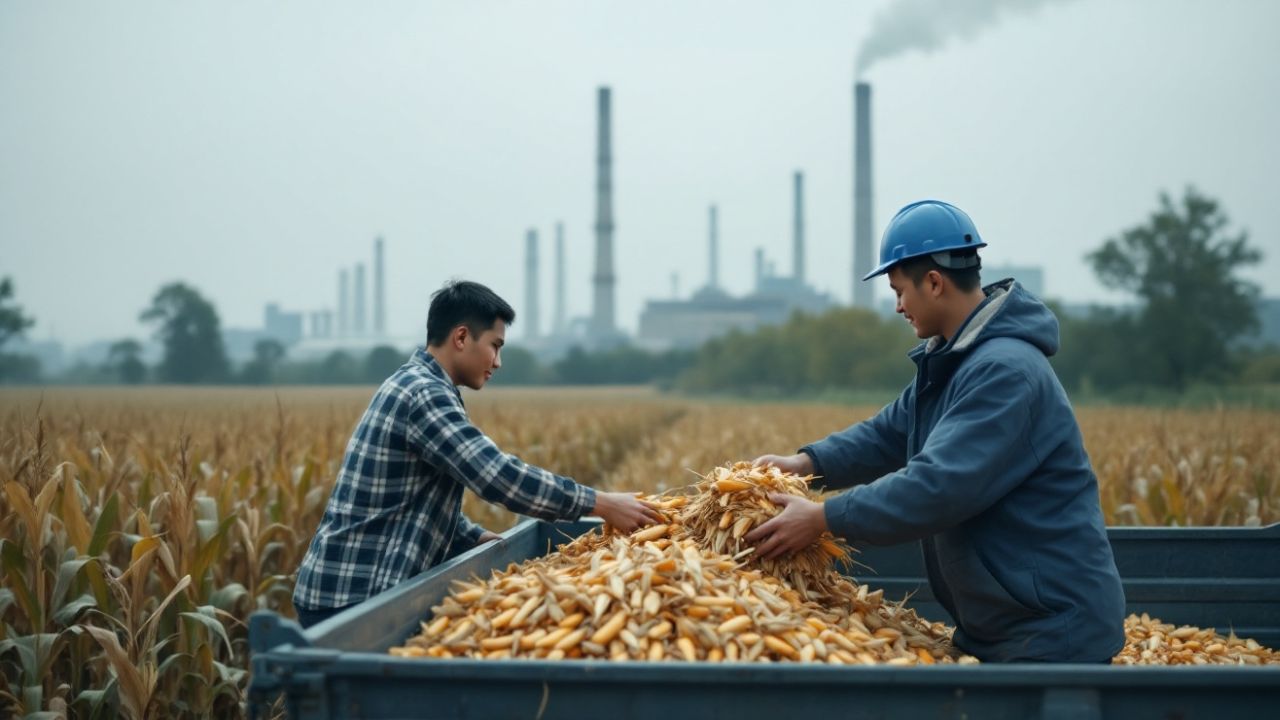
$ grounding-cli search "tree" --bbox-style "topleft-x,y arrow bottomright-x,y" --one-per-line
241,338 -> 286,385
0,277 -> 39,383
489,345 -> 546,385
0,276 -> 35,352
677,308 -> 915,394
1087,188 -> 1262,388
318,350 -> 358,383
107,338 -> 148,384
1050,305 -> 1141,393
364,345 -> 406,383
550,344 -> 693,385
0,353 -> 41,384
139,283 -> 230,383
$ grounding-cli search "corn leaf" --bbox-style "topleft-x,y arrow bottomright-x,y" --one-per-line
52,593 -> 98,628
87,494 -> 119,558
181,608 -> 233,657
136,574 -> 191,656
82,625 -> 148,720
191,515 -> 237,595
127,536 -> 159,569
59,466 -> 93,554
71,686 -> 113,719
50,558 -> 94,618
3,482 -> 41,556
0,539 -> 40,630
0,634 -> 63,684
209,583 -> 249,617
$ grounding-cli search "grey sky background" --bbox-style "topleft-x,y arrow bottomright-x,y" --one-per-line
3,0 -> 1278,347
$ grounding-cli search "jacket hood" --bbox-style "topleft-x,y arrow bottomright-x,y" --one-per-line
918,278 -> 1060,360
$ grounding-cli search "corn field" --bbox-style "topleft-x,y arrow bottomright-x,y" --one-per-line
0,387 -> 1276,717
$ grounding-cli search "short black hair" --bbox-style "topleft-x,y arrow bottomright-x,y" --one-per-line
898,250 -> 982,293
426,280 -> 515,346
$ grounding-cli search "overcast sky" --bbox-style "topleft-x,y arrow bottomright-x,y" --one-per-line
3,0 -> 1278,347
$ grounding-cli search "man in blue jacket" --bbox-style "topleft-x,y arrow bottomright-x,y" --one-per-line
747,200 -> 1125,663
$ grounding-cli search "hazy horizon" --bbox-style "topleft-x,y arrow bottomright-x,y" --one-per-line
3,0 -> 1278,348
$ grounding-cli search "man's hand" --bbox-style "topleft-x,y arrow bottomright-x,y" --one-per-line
591,491 -> 664,533
752,452 -> 814,476
744,493 -> 828,560
476,530 -> 502,545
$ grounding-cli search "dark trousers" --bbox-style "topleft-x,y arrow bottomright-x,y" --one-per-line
294,603 -> 356,629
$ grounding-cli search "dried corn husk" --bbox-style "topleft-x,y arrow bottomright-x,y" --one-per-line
1115,613 -> 1280,666
391,462 -> 971,664
674,462 -> 856,600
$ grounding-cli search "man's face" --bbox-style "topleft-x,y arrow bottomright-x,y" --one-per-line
887,267 -> 940,339
456,319 -> 506,390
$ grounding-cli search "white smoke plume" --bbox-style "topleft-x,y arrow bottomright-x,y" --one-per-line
856,0 -> 1077,77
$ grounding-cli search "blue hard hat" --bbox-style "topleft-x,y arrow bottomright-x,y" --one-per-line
862,199 -> 986,281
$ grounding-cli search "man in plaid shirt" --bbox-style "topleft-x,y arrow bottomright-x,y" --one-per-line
293,281 -> 661,628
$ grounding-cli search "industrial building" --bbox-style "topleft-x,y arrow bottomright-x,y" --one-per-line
635,171 -> 835,351
263,235 -> 418,361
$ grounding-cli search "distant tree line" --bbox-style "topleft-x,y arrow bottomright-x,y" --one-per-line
2,188 -> 1277,395
505,188 -> 1280,397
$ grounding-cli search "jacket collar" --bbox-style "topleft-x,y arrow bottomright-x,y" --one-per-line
923,280 -> 1014,355
908,279 -> 1017,384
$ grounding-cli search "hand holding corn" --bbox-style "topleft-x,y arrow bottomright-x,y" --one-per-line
752,453 -> 814,476
591,491 -> 664,533
745,493 -> 829,561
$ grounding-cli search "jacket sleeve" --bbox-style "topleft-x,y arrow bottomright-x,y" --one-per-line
404,386 -> 597,522
799,383 -> 912,491
822,361 -> 1041,545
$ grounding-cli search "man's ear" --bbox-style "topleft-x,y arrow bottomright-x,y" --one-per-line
927,269 -> 945,298
451,325 -> 470,350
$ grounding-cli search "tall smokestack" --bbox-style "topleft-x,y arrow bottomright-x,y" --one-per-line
793,171 -> 805,283
525,228 -> 541,341
373,236 -> 385,337
670,272 -> 679,299
338,269 -> 350,338
853,82 -> 874,309
754,248 -> 764,290
353,263 -> 367,336
591,86 -> 617,339
708,204 -> 719,290
553,222 -> 565,336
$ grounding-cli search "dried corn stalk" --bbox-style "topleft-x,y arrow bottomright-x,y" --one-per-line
1115,613 -> 1280,666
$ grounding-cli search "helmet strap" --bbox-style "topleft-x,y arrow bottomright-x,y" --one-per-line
931,251 -> 981,270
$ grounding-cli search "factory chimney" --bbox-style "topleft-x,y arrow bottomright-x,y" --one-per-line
591,86 -> 617,339
338,269 -> 350,338
525,228 -> 541,341
373,236 -> 386,337
708,204 -> 719,290
754,248 -> 765,291
793,171 -> 805,284
553,221 -> 565,336
353,263 -> 367,336
853,82 -> 874,308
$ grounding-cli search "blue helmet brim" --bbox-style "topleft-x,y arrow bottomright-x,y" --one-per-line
861,262 -> 895,282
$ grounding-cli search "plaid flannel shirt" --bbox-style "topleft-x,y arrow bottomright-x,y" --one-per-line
293,348 -> 597,611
